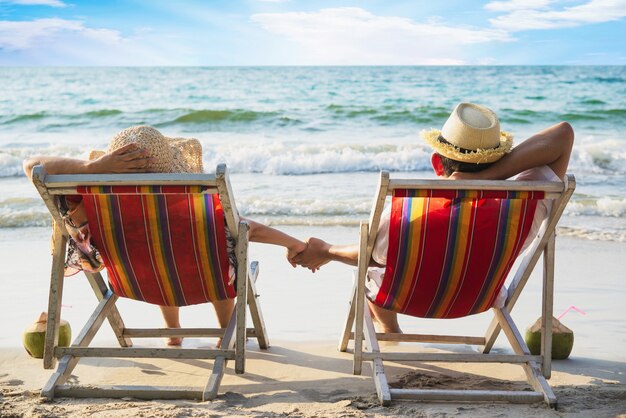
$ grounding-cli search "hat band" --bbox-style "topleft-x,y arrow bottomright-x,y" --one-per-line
437,135 -> 497,154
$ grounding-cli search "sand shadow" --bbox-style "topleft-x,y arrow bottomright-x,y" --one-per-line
551,356 -> 626,384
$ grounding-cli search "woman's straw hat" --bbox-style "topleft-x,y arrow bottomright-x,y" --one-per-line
421,103 -> 513,164
89,126 -> 203,173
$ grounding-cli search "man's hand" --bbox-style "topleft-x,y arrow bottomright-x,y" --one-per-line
88,143 -> 153,173
291,237 -> 332,272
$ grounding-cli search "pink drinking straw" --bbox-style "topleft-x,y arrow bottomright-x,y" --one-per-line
557,305 -> 586,320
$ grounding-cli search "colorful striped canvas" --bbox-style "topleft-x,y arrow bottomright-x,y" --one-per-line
374,189 -> 539,319
79,185 -> 235,306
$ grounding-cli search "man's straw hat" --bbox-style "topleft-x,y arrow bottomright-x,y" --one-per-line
89,126 -> 203,173
422,103 -> 513,164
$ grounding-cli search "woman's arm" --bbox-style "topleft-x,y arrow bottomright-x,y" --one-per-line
23,143 -> 152,180
244,218 -> 307,267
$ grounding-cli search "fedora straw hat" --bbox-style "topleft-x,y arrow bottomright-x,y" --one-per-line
421,103 -> 513,164
89,126 -> 204,173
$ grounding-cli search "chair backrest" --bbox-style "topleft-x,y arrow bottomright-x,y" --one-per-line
364,174 -> 570,320
32,166 -> 240,307
80,185 -> 235,306
375,188 -> 542,318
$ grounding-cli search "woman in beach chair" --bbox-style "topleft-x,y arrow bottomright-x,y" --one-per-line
293,102 -> 574,334
24,125 -> 306,347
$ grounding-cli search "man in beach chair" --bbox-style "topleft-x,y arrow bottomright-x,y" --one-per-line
25,126 -> 305,400
294,103 -> 575,407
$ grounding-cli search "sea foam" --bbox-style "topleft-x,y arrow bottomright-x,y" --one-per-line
2,139 -> 626,178
566,197 -> 626,218
203,142 -> 433,175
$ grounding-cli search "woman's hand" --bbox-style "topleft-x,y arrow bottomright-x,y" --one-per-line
286,241 -> 308,268
88,143 -> 153,173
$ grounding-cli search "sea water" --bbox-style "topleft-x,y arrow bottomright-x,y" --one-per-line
1,66 -> 625,241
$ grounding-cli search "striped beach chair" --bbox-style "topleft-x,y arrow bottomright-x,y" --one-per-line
339,172 -> 575,408
31,164 -> 269,401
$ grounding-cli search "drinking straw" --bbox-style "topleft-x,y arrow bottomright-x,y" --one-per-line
557,305 -> 586,320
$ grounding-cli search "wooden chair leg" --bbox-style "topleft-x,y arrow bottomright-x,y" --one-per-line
84,272 -> 132,347
363,304 -> 391,405
44,224 -> 67,370
541,233 -> 555,378
338,278 -> 357,352
203,310 -> 237,401
353,222 -> 369,376
42,290 -> 117,398
495,307 -> 557,408
246,261 -> 269,349
234,221 -> 249,375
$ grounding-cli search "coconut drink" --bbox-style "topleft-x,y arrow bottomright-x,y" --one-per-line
525,316 -> 573,360
22,312 -> 71,359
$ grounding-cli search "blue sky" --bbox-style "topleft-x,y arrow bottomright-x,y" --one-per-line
0,0 -> 624,65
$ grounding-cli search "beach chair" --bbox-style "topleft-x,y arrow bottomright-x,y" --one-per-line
340,172 -> 575,408
31,164 -> 269,401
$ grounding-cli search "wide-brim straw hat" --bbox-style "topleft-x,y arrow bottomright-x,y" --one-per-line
89,126 -> 204,173
421,103 -> 513,164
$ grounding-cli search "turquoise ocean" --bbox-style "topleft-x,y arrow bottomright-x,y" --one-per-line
1,66 -> 625,241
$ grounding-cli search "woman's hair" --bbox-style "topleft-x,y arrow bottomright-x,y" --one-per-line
436,153 -> 494,177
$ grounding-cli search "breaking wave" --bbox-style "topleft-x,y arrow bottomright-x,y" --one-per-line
2,137 -> 626,178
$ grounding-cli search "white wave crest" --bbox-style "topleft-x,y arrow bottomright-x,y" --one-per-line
0,206 -> 51,228
203,142 -> 432,175
566,197 -> 626,217
570,138 -> 626,175
558,227 -> 626,242
3,137 -> 626,177
238,197 -> 371,217
0,153 -> 23,177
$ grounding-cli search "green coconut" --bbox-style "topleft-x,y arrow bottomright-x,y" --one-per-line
525,316 -> 573,360
22,312 -> 71,359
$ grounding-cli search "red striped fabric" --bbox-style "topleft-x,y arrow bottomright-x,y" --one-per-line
393,189 -> 545,200
373,190 -> 539,319
80,187 -> 235,306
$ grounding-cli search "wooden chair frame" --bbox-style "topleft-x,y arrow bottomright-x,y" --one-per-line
31,164 -> 270,401
339,172 -> 575,408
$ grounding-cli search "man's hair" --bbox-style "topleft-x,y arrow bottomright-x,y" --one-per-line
436,153 -> 494,177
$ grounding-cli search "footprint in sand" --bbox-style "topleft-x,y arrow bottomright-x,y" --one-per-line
140,370 -> 166,375
2,379 -> 23,386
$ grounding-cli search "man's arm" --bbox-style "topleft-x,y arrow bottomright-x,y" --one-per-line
450,122 -> 574,180
291,237 -> 356,270
23,143 -> 151,180
293,237 -> 384,271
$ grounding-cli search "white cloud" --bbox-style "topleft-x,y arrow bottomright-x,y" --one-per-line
487,0 -> 626,31
0,18 -> 120,50
0,0 -> 66,7
0,18 -> 194,65
485,0 -> 554,12
251,7 -> 512,65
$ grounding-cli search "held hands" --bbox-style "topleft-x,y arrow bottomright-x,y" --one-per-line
89,143 -> 153,173
286,241 -> 308,268
289,237 -> 332,272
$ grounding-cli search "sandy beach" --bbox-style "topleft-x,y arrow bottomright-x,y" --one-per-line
1,226 -> 625,417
